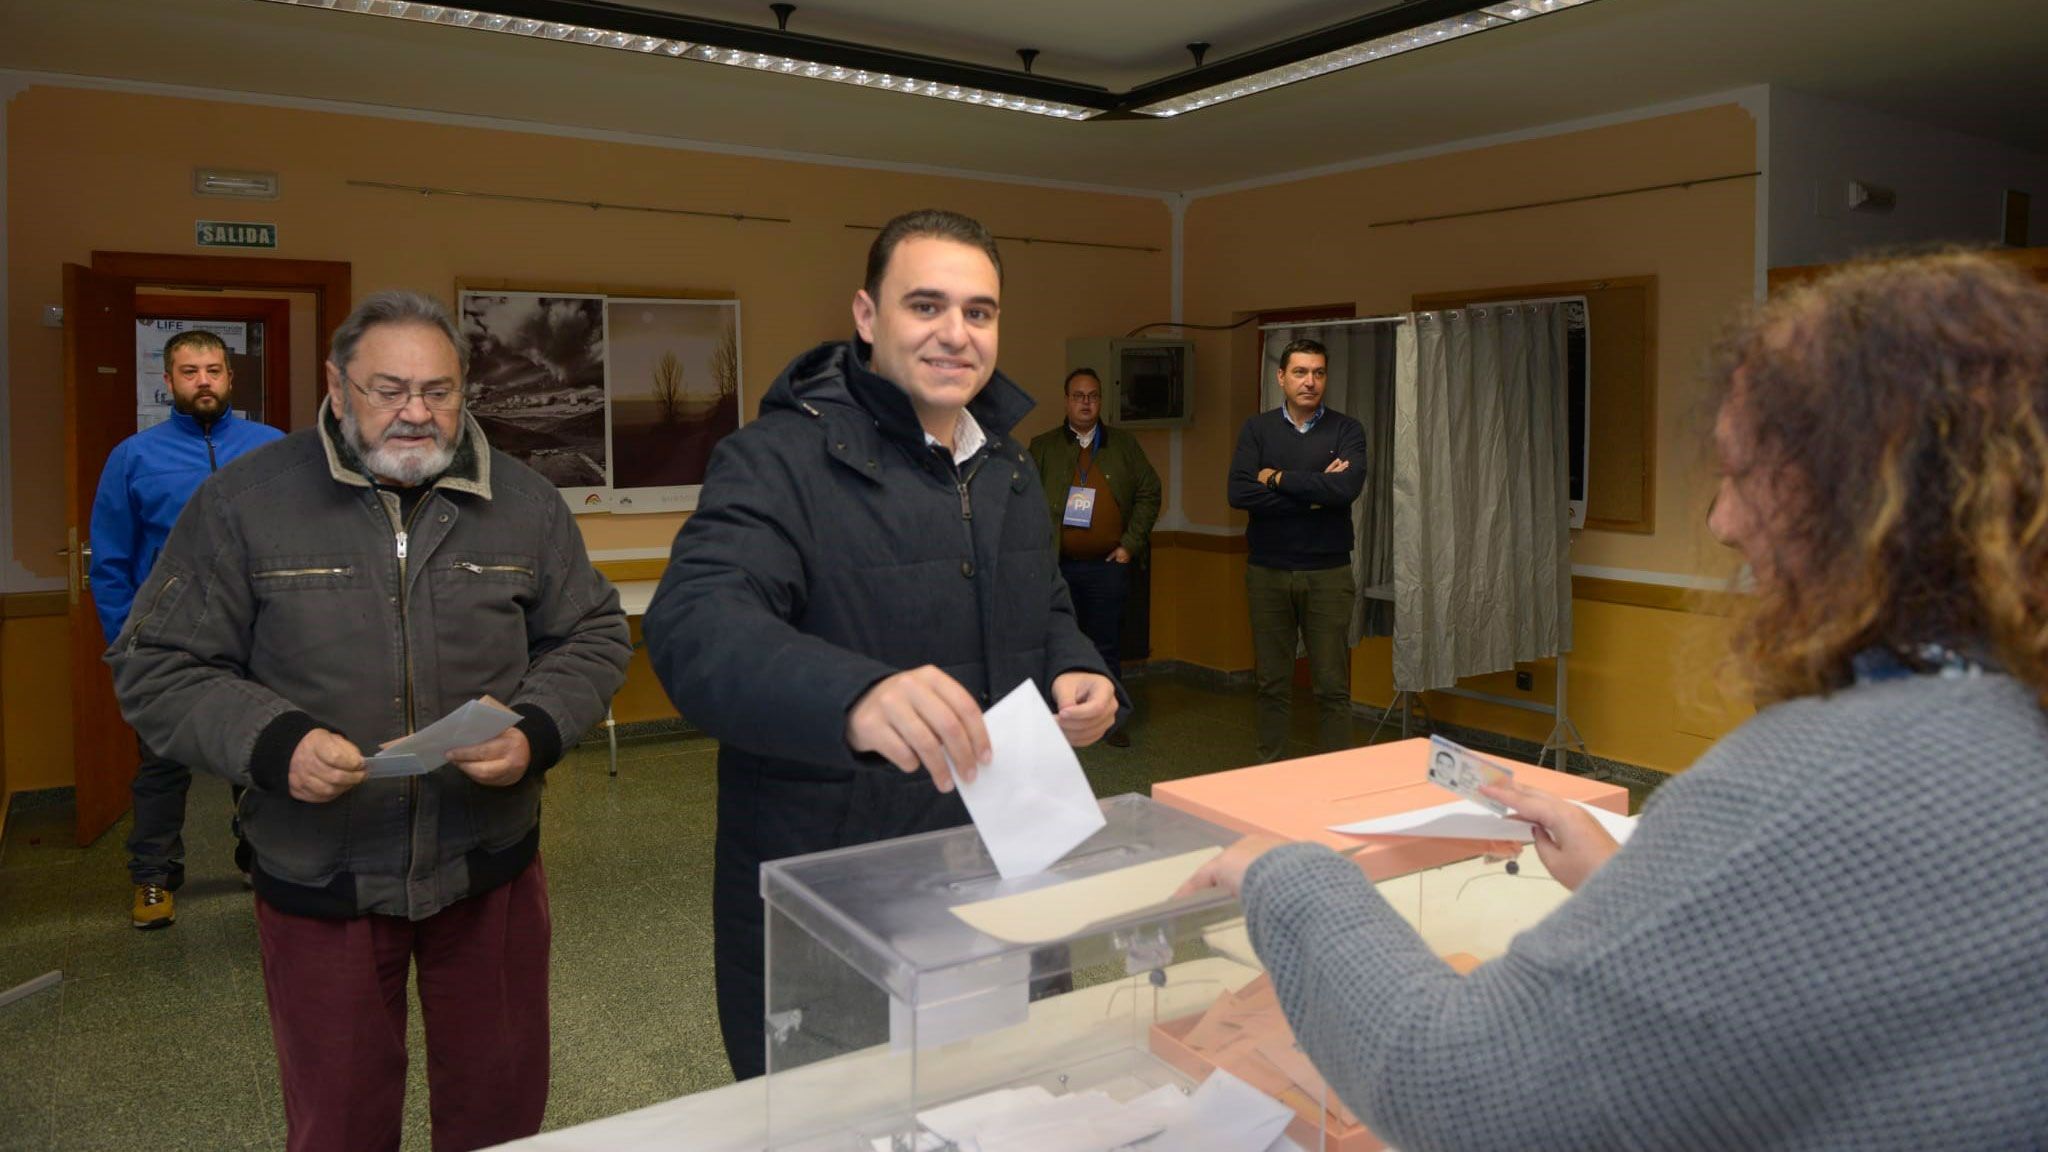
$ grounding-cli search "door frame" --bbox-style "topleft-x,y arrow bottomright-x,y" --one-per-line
91,252 -> 351,421
64,253 -> 350,846
135,293 -> 294,428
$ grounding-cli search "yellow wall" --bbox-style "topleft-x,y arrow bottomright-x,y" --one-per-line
4,85 -> 1759,792
3,84 -> 1169,790
1147,102 -> 1761,772
0,611 -> 74,795
6,84 -> 1171,583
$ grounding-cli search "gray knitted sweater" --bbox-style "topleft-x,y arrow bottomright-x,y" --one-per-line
1244,674 -> 2048,1150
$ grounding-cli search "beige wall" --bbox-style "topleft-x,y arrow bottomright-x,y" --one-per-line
5,84 -> 1171,582
0,612 -> 72,795
1147,101 -> 1761,772
2,83 -> 1168,796
3,84 -> 1760,794
1177,102 -> 1757,570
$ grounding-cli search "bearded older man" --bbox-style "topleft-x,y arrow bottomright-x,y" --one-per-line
109,290 -> 631,1152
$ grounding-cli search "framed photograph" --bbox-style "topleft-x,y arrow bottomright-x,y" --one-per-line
604,298 -> 743,514
458,291 -> 612,511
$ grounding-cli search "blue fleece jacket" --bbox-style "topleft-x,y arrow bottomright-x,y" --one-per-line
88,408 -> 283,643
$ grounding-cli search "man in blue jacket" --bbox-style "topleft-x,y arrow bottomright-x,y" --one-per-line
90,329 -> 283,928
644,209 -> 1122,1079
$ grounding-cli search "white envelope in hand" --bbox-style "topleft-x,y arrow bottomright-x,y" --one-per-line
952,681 -> 1107,879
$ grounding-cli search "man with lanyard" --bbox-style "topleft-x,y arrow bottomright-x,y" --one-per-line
90,328 -> 283,928
1227,337 -> 1369,762
1029,368 -> 1160,746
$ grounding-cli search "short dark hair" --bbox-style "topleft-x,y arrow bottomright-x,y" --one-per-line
1277,337 -> 1328,373
863,209 -> 1003,299
162,329 -> 229,368
1064,368 -> 1102,394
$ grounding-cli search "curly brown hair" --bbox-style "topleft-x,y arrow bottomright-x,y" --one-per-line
1713,251 -> 2048,708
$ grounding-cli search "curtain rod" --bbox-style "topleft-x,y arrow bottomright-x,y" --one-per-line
346,180 -> 792,223
1257,314 -> 1405,332
843,223 -> 1159,254
1369,170 -> 1759,228
1416,293 -> 1586,314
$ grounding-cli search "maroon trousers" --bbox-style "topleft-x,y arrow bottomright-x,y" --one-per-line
254,858 -> 551,1152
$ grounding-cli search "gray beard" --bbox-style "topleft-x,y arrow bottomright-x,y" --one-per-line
341,405 -> 460,486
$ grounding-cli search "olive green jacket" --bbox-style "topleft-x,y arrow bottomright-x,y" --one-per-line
1027,423 -> 1162,562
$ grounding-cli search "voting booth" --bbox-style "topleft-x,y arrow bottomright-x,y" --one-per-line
756,794 -> 1328,1151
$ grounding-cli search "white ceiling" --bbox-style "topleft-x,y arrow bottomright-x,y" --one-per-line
3,0 -> 2045,194
655,0 -> 1408,90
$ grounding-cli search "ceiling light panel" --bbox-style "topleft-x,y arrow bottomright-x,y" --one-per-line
254,0 -> 1097,119
1135,0 -> 1596,118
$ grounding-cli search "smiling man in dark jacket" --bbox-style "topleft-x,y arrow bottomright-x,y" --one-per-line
643,209 -> 1121,1079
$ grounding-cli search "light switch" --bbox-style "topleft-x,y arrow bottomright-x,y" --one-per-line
41,305 -> 64,328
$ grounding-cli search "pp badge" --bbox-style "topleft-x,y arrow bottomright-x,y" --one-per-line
1062,485 -> 1096,527
1425,735 -> 1515,815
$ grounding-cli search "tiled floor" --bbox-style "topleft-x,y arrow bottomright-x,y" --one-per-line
0,676 -> 1658,1150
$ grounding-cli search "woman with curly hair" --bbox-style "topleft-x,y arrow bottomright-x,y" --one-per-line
1180,252 -> 2048,1150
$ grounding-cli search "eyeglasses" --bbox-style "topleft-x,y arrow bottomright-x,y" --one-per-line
343,371 -> 464,412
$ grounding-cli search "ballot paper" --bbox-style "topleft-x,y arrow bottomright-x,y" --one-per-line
363,697 -> 520,780
950,847 -> 1222,945
1156,1069 -> 1298,1152
1331,798 -> 1638,844
952,681 -> 1108,879
871,1076 -> 1297,1152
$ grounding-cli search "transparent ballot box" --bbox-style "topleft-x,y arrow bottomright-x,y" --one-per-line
1378,847 -> 1573,968
758,793 -> 1334,1151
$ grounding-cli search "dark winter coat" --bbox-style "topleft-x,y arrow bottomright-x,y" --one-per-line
642,338 -> 1117,1075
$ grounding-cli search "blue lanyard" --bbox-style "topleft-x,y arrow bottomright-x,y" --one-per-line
1073,426 -> 1100,485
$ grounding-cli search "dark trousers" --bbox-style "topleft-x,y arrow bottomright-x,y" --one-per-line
1059,556 -> 1130,679
1246,561 -> 1356,763
128,739 -> 249,886
714,767 -> 970,1080
126,740 -> 189,887
254,858 -> 551,1152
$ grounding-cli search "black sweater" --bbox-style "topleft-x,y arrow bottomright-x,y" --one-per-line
1227,406 -> 1368,569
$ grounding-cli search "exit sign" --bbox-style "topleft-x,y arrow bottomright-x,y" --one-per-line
195,220 -> 277,249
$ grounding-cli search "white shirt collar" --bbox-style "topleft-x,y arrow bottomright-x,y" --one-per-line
923,409 -> 987,465
1069,423 -> 1100,447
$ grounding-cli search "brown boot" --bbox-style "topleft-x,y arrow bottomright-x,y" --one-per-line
131,883 -> 176,930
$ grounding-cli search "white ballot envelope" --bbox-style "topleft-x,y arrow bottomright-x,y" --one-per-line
1331,798 -> 1638,844
363,697 -> 521,780
951,681 -> 1107,879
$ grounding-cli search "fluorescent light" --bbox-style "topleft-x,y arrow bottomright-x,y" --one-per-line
194,168 -> 282,198
1135,0 -> 1595,117
252,0 -> 1097,120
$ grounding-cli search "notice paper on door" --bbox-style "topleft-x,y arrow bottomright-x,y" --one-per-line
951,681 -> 1107,880
363,697 -> 521,780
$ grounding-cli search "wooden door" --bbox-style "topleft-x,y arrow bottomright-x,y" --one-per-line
63,263 -> 140,847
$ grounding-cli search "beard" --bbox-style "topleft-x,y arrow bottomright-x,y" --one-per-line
172,389 -> 227,419
341,404 -> 461,486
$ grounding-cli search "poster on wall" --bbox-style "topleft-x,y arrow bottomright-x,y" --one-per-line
458,292 -> 611,510
604,298 -> 743,514
136,319 -> 248,429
